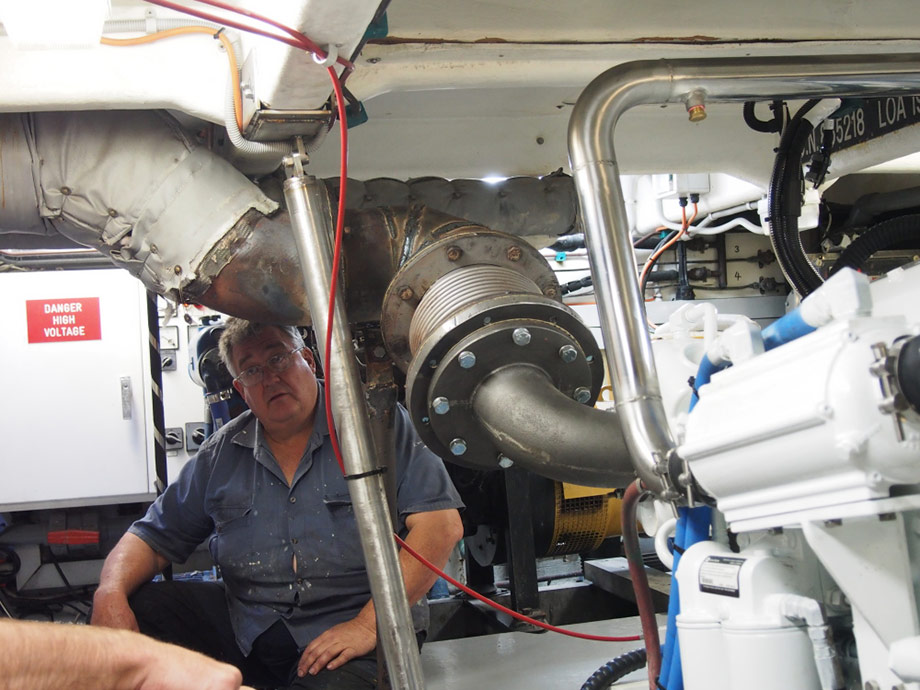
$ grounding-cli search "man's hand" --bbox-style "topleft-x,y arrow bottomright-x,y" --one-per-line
91,587 -> 141,632
296,617 -> 377,677
134,638 -> 254,690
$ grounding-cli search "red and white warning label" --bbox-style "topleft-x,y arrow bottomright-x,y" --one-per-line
25,297 -> 102,343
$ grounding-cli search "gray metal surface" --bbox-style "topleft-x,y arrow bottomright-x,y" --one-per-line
567,54 -> 920,499
583,557 -> 671,610
421,615 -> 657,689
283,172 -> 424,689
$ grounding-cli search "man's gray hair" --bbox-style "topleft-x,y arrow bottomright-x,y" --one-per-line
218,318 -> 306,375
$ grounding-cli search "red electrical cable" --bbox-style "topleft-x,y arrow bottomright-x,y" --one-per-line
395,534 -> 640,643
142,0 -> 354,72
192,0 -> 320,44
322,65 -> 348,475
186,0 -> 355,74
144,0 -> 640,647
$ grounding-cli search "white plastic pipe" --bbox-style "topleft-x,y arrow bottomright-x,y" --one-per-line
654,517 -> 678,570
768,594 -> 846,690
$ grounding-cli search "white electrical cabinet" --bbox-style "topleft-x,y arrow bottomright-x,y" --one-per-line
0,268 -> 157,510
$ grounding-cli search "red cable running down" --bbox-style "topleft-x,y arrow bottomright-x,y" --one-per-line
395,534 -> 640,643
142,0 -> 354,74
322,65 -> 349,475
144,0 -> 640,645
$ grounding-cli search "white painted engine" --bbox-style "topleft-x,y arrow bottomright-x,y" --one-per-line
661,263 -> 920,690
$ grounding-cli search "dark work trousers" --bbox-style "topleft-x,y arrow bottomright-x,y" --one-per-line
129,581 -> 378,690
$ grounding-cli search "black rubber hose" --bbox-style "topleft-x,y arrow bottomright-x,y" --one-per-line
561,275 -> 594,295
743,100 -> 783,134
580,648 -> 648,690
829,214 -> 920,276
768,100 -> 825,297
896,335 -> 920,412
621,483 -> 661,689
550,233 -> 586,251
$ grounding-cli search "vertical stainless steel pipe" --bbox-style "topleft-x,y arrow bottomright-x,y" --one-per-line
567,54 -> 920,498
283,172 -> 424,689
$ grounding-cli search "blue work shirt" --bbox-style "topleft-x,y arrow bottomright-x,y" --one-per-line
129,385 -> 463,655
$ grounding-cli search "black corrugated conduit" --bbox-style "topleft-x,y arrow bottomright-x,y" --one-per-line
829,213 -> 920,276
743,100 -> 785,134
580,648 -> 648,690
768,99 -> 826,297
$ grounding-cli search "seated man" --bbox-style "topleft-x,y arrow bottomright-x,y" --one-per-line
92,319 -> 464,690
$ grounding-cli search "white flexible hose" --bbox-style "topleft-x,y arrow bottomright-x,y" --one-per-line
654,517 -> 678,570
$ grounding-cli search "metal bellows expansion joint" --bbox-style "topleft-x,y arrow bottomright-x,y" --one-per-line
380,228 -> 634,487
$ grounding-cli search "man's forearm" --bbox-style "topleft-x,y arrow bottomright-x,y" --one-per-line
2,619 -> 147,690
0,619 -> 246,690
92,532 -> 170,630
359,508 -> 464,629
400,508 -> 464,606
96,532 -> 169,597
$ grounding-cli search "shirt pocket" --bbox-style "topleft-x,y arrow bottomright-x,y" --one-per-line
321,492 -> 365,574
209,503 -> 254,582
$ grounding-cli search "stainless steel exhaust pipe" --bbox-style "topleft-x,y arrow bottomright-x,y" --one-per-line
567,54 -> 920,498
283,169 -> 424,690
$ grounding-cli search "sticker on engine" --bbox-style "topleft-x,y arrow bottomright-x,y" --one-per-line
699,555 -> 745,598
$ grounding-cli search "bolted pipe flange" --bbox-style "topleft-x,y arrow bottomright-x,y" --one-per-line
512,327 -> 532,346
406,307 -> 602,471
432,396 -> 450,415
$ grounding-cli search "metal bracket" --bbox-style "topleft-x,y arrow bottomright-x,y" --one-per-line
870,340 -> 917,442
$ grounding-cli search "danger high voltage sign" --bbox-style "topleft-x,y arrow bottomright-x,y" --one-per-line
25,297 -> 102,343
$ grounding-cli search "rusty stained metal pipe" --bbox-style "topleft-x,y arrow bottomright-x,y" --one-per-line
567,53 -> 920,500
194,205 -> 486,326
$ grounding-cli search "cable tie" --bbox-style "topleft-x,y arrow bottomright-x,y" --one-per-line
212,27 -> 225,40
312,44 -> 338,68
344,466 -> 387,481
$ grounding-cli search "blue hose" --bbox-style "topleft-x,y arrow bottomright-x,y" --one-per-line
660,506 -> 711,690
689,354 -> 723,412
760,307 -> 815,351
209,400 -> 231,430
658,514 -> 687,684
662,360 -> 716,689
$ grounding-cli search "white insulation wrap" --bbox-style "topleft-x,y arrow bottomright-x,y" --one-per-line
4,111 -> 278,296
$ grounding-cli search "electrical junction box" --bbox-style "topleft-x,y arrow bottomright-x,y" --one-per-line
0,268 -> 157,510
653,173 -> 711,199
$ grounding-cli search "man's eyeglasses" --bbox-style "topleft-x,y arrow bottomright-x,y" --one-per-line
234,347 -> 304,387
